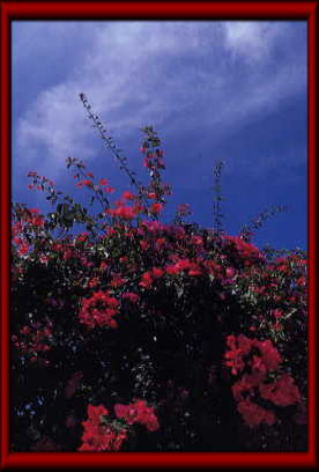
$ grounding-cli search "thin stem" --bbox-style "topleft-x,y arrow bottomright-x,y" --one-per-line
79,93 -> 147,205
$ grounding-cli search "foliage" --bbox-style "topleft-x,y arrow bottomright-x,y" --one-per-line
11,96 -> 307,452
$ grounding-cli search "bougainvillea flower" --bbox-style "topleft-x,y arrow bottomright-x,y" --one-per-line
237,399 -> 276,428
114,400 -> 160,432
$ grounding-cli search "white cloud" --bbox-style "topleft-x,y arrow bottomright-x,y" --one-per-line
13,21 -> 306,179
223,21 -> 280,62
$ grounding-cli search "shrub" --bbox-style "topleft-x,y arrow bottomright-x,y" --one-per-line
11,96 -> 307,452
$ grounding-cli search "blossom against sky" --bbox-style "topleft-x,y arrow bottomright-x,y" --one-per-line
12,21 -> 307,249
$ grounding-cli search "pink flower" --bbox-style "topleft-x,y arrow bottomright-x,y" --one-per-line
226,267 -> 235,279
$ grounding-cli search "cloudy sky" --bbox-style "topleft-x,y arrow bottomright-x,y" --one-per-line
12,21 -> 307,249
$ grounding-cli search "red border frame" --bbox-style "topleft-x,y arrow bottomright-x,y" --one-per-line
1,1 -> 317,469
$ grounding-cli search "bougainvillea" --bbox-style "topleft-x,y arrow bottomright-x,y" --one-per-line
114,400 -> 160,432
224,335 -> 302,428
78,405 -> 128,451
11,96 -> 307,452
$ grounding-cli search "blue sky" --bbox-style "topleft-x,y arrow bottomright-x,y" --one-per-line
12,21 -> 307,250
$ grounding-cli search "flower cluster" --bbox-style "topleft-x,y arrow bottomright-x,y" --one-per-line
79,400 -> 159,451
27,171 -> 55,191
11,320 -> 53,365
79,290 -> 120,329
79,405 -> 128,452
12,207 -> 45,256
139,267 -> 165,289
114,400 -> 160,432
225,335 -> 301,428
224,235 -> 265,266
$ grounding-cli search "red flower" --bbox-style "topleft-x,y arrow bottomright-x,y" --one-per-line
110,273 -> 126,288
188,263 -> 202,276
76,179 -> 93,188
271,309 -> 283,320
99,261 -> 108,271
122,191 -> 135,200
140,240 -> 150,251
155,237 -> 166,250
151,267 -> 164,279
114,399 -> 159,432
76,232 -> 89,243
139,271 -> 153,289
18,243 -> 29,255
88,277 -> 100,288
30,216 -> 44,228
87,404 -> 109,422
297,276 -> 306,286
79,404 -> 127,452
191,235 -> 203,246
104,186 -> 115,193
108,206 -> 136,220
259,374 -> 301,407
237,399 -> 276,428
79,291 -> 120,329
256,339 -> 282,372
150,203 -> 163,215
224,335 -> 253,375
166,264 -> 179,276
